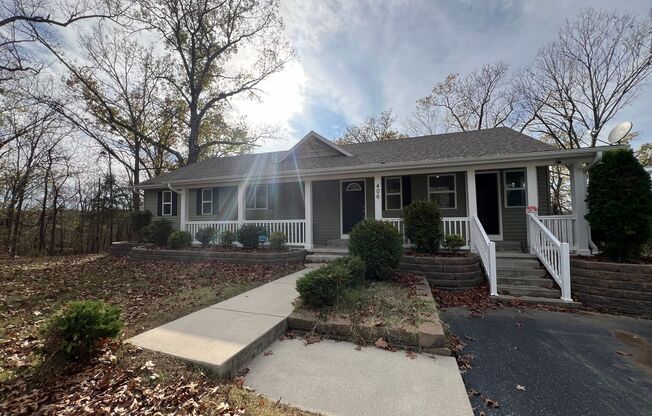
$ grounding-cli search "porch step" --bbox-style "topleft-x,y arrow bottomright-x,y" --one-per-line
325,239 -> 349,248
498,284 -> 561,299
496,259 -> 541,268
496,252 -> 537,259
494,241 -> 523,252
496,267 -> 547,278
496,295 -> 582,308
497,276 -> 554,288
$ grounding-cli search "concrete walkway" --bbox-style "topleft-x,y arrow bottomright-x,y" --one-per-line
128,269 -> 309,377
246,338 -> 473,416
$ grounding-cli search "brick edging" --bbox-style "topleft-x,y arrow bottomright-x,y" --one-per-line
399,254 -> 484,290
127,246 -> 306,265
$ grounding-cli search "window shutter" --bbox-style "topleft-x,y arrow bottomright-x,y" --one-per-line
402,176 -> 411,208
196,189 -> 202,216
157,191 -> 162,216
267,184 -> 274,210
172,192 -> 178,216
213,187 -> 219,214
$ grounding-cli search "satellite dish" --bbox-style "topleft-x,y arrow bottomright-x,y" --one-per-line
607,121 -> 633,144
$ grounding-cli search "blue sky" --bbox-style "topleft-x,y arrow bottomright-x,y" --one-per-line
242,0 -> 652,152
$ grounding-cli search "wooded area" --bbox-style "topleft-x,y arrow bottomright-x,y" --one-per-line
1,3 -> 650,256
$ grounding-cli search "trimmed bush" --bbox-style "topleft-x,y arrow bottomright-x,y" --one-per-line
444,234 -> 465,254
348,219 -> 403,281
236,224 -> 265,250
403,200 -> 442,253
168,230 -> 192,249
329,256 -> 366,287
195,227 -> 216,247
269,231 -> 287,251
220,230 -> 236,248
43,300 -> 123,361
144,219 -> 173,247
296,268 -> 340,308
130,210 -> 152,241
586,149 -> 652,262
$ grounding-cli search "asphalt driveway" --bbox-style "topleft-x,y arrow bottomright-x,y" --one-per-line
444,307 -> 652,416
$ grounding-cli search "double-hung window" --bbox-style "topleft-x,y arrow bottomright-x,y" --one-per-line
504,170 -> 526,207
162,190 -> 173,216
201,188 -> 213,215
384,177 -> 402,210
428,174 -> 456,209
246,184 -> 268,209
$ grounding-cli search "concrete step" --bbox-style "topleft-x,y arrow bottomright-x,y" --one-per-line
494,241 -> 522,252
496,252 -> 537,259
498,284 -> 561,299
325,239 -> 349,247
496,267 -> 547,278
497,276 -> 554,288
306,254 -> 345,263
495,259 -> 541,268
496,294 -> 582,308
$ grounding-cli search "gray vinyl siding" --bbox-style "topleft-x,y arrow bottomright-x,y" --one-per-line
536,166 -> 551,216
188,186 -> 238,221
144,189 -> 180,230
381,172 -> 467,218
293,138 -> 343,159
499,169 -> 527,243
313,180 -> 341,245
245,182 -> 305,220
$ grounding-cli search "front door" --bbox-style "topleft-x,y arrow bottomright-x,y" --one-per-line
341,180 -> 366,236
475,172 -> 501,238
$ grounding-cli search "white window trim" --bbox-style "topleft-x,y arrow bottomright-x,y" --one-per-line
503,169 -> 526,208
162,190 -> 173,216
246,184 -> 268,210
384,176 -> 402,210
201,188 -> 213,215
428,174 -> 457,209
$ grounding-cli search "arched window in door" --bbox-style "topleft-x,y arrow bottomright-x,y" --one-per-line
345,182 -> 362,192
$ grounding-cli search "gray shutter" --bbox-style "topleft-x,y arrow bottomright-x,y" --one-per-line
171,192 -> 178,216
213,187 -> 219,214
157,191 -> 162,216
196,189 -> 202,216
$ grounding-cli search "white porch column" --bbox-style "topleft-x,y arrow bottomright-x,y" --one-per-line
374,174 -> 382,220
526,165 -> 539,209
304,180 -> 313,249
237,182 -> 246,224
466,169 -> 477,252
570,163 -> 591,256
179,188 -> 187,232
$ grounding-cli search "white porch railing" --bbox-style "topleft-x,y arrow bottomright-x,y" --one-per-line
383,217 -> 470,248
538,215 -> 576,250
470,215 -> 497,296
185,219 -> 306,246
528,213 -> 572,301
186,221 -> 239,242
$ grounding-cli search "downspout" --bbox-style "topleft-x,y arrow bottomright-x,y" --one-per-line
583,151 -> 603,254
167,183 -> 182,193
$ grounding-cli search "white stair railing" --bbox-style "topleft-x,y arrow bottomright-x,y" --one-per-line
528,213 -> 572,302
470,216 -> 497,296
538,215 -> 576,250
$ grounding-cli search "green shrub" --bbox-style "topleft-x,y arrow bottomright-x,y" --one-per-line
444,234 -> 465,254
130,210 -> 152,241
44,300 -> 123,361
168,230 -> 192,249
329,256 -> 366,287
144,219 -> 174,247
220,230 -> 236,248
269,231 -> 287,251
236,224 -> 265,250
296,269 -> 340,308
348,219 -> 403,281
403,200 -> 442,253
586,149 -> 652,261
195,227 -> 216,247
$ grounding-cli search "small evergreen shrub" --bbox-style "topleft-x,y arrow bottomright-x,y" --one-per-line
329,256 -> 366,287
403,200 -> 442,253
130,210 -> 152,241
144,219 -> 173,247
444,234 -> 465,254
296,268 -> 340,308
195,227 -> 216,247
236,224 -> 265,250
269,232 -> 287,251
586,149 -> 652,261
220,230 -> 236,248
168,230 -> 192,249
348,219 -> 403,281
44,300 -> 123,361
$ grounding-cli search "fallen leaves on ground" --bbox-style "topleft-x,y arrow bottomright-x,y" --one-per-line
616,351 -> 633,356
484,397 -> 500,408
405,350 -> 417,359
516,384 -> 526,391
432,283 -> 499,317
374,337 -> 389,349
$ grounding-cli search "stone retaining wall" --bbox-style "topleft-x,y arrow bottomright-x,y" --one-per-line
399,254 -> 484,290
571,258 -> 652,318
128,246 -> 305,265
108,241 -> 140,256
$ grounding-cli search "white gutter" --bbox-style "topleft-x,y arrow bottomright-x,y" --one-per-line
584,150 -> 603,172
166,183 -> 182,193
135,145 -> 622,189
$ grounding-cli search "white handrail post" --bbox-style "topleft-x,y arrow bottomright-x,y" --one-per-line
489,241 -> 497,296
560,242 -> 572,301
237,182 -> 245,226
304,180 -> 313,249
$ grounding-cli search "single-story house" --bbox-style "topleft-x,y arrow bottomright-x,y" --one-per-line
136,127 -> 616,301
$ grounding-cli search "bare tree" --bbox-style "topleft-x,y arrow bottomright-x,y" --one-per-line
134,0 -> 293,164
517,8 -> 652,149
403,99 -> 440,136
335,109 -> 405,144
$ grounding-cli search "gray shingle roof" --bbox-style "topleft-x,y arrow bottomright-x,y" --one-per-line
140,127 -> 555,186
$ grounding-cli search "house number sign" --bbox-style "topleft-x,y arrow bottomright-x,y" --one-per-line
376,182 -> 381,199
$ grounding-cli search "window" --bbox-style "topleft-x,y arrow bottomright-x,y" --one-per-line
504,170 -> 526,207
428,174 -> 456,209
246,184 -> 268,209
201,188 -> 213,215
162,190 -> 172,216
345,183 -> 362,192
384,177 -> 402,210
